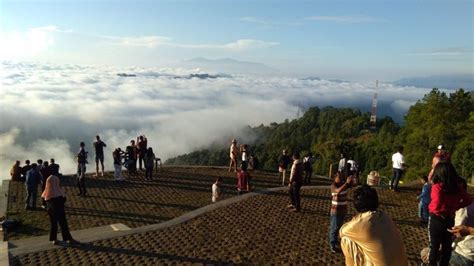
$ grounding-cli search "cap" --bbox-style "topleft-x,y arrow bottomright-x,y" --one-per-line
437,145 -> 444,150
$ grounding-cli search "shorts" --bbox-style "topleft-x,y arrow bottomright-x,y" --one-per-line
95,154 -> 104,163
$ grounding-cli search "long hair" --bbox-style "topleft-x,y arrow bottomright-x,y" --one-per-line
432,162 -> 460,194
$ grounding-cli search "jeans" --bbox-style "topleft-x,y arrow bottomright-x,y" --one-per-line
145,166 -> 153,180
25,188 -> 37,208
77,176 -> 86,196
114,164 -> 124,180
329,213 -> 346,247
304,170 -> 312,184
450,250 -> 474,266
391,168 -> 403,190
429,214 -> 454,266
289,182 -> 302,210
419,202 -> 429,222
77,163 -> 86,178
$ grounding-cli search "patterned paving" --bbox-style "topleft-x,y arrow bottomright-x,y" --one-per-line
6,167 -> 330,240
12,185 -> 430,265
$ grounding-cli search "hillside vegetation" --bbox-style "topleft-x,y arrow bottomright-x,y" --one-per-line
166,89 -> 474,181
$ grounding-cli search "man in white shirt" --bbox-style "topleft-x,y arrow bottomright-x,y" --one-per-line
212,177 -> 222,203
390,146 -> 406,192
338,153 -> 346,172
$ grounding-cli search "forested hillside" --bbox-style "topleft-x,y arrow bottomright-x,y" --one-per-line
166,89 -> 473,181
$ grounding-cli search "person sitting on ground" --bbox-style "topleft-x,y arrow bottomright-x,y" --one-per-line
236,164 -> 251,195
113,148 -> 125,181
229,139 -> 239,172
340,185 -> 408,266
212,177 -> 223,203
10,160 -> 22,182
288,151 -> 304,212
417,175 -> 431,224
428,162 -> 472,266
93,135 -> 107,177
329,171 -> 353,253
42,175 -> 79,245
447,189 -> 474,266
21,160 -> 32,182
137,135 -> 148,171
49,158 -> 61,177
25,163 -> 42,210
303,152 -> 315,184
278,149 -> 291,186
144,147 -> 155,180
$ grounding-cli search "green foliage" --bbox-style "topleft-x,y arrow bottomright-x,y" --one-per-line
166,89 -> 474,181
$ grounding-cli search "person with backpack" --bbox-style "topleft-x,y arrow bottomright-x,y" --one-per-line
76,142 -> 88,196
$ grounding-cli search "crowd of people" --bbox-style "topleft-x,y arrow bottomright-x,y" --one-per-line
8,137 -> 473,264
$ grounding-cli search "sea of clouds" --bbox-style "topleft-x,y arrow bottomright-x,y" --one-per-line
0,61 -> 435,180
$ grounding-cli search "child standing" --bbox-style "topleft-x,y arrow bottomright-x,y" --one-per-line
417,175 -> 431,224
212,177 -> 223,203
329,171 -> 353,253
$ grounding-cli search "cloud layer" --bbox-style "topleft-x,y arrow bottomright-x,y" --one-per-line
0,61 -> 436,180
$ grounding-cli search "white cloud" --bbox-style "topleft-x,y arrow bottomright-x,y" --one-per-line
0,26 -> 60,59
0,61 -> 435,181
306,16 -> 381,23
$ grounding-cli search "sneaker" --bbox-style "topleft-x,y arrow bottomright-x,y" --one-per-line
287,204 -> 295,209
52,240 -> 59,245
290,208 -> 300,212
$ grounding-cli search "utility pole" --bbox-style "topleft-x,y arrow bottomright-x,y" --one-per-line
370,80 -> 378,130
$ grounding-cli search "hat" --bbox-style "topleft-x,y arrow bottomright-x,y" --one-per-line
437,144 -> 444,150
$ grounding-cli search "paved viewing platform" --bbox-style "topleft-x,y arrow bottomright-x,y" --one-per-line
2,167 -> 439,264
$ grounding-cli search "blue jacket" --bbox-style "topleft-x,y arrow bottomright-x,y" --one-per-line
25,169 -> 42,190
418,183 -> 431,205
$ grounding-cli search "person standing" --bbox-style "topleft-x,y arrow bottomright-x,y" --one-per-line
338,153 -> 347,173
125,140 -> 138,175
93,135 -> 107,177
241,144 -> 249,170
417,175 -> 431,224
25,163 -> 42,210
288,152 -> 304,212
391,146 -> 407,192
42,175 -> 79,245
278,150 -> 291,186
212,177 -> 223,202
49,158 -> 61,177
144,147 -> 155,180
76,142 -> 88,196
236,164 -> 251,195
137,135 -> 148,171
228,139 -> 239,172
303,152 -> 315,184
21,160 -> 32,182
329,172 -> 353,253
428,162 -> 471,266
113,148 -> 125,181
10,160 -> 22,182
40,161 -> 52,208
428,144 -> 451,183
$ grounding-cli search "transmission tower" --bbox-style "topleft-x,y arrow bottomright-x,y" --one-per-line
370,80 -> 378,129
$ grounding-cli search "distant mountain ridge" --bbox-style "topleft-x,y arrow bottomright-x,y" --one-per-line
393,74 -> 473,90
179,57 -> 278,75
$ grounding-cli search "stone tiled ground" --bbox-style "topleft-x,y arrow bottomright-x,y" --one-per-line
13,186 -> 431,265
6,167 -> 330,240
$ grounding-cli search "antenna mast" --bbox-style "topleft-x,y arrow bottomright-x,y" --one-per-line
370,80 -> 378,129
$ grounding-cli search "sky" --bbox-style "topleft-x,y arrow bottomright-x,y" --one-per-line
1,0 -> 472,80
0,0 -> 472,179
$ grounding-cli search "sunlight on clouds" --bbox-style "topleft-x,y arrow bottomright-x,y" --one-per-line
0,26 -> 58,59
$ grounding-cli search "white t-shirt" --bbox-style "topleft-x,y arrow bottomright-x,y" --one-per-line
453,203 -> 474,261
212,183 -> 220,202
242,151 -> 248,162
391,152 -> 405,170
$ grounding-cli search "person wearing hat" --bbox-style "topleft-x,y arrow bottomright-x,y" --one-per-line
228,139 -> 239,172
428,144 -> 451,183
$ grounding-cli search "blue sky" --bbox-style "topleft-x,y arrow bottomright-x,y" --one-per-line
1,0 -> 472,80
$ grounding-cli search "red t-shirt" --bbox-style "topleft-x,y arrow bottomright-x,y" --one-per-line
236,171 -> 250,191
429,183 -> 472,217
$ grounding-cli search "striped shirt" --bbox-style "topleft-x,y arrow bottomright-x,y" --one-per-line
331,182 -> 350,215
